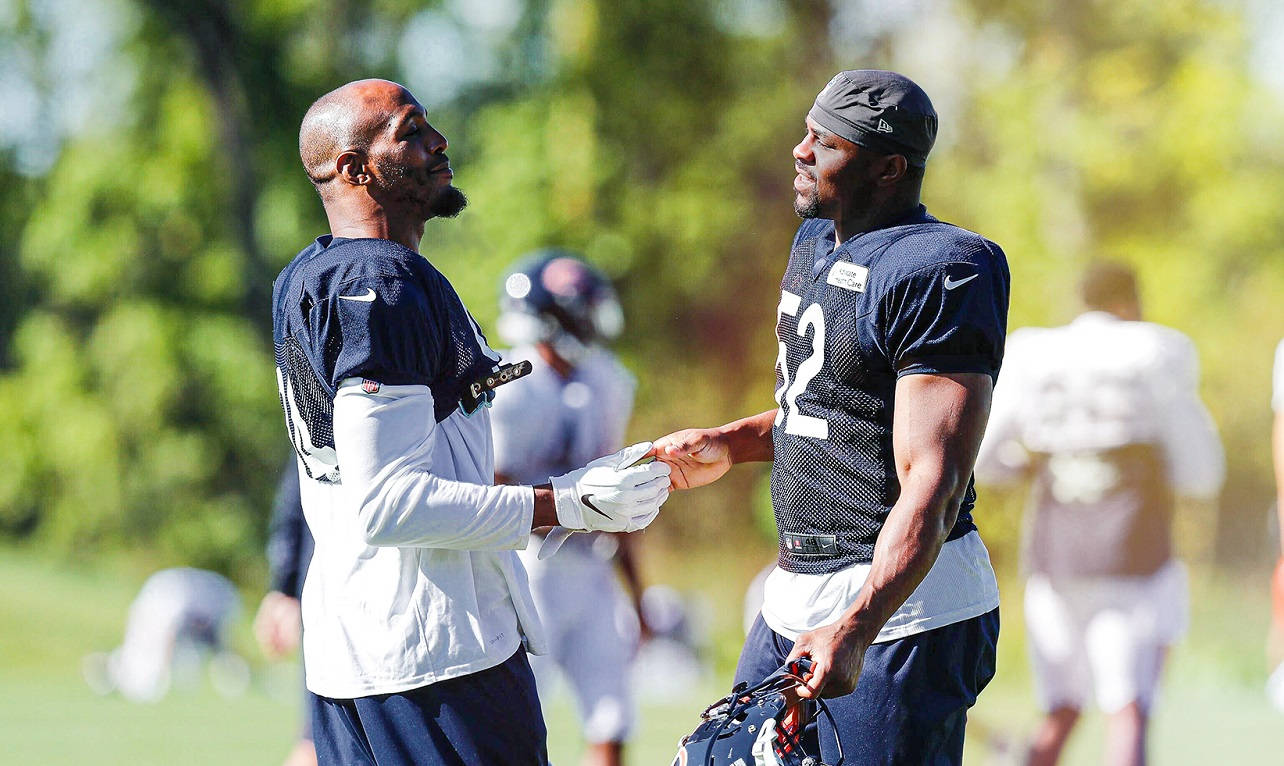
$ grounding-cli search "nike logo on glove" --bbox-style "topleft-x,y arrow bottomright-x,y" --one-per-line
581,494 -> 610,518
338,288 -> 377,302
944,273 -> 978,290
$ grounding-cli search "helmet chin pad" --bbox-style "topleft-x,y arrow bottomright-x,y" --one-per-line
496,311 -> 593,366
549,332 -> 590,366
496,311 -> 554,347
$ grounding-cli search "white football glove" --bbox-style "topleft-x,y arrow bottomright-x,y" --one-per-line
541,442 -> 670,559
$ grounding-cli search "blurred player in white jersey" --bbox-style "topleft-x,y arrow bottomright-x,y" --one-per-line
84,567 -> 245,703
975,261 -> 1224,766
490,251 -> 645,766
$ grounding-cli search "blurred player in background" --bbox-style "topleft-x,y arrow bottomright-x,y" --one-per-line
975,261 -> 1224,766
83,567 -> 246,703
490,251 -> 645,766
254,461 -> 317,766
654,70 -> 1007,764
274,79 -> 670,765
1269,338 -> 1284,707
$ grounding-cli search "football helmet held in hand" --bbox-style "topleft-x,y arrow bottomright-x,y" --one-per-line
671,659 -> 843,766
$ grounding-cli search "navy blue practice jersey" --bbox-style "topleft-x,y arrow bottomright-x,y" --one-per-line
272,235 -> 502,483
771,206 -> 1009,574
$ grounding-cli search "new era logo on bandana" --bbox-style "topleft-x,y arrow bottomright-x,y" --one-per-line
876,118 -> 893,133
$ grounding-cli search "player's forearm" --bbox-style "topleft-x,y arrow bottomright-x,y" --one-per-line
505,474 -> 560,530
335,384 -> 536,550
614,532 -> 647,607
353,466 -> 536,549
716,409 -> 777,464
532,485 -> 559,529
838,472 -> 964,643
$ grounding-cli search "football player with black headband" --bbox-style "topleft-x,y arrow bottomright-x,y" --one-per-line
655,70 -> 1007,765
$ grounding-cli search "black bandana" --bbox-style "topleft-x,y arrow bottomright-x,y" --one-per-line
807,70 -> 937,167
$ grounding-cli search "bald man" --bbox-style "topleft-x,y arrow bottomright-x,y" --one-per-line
272,80 -> 671,766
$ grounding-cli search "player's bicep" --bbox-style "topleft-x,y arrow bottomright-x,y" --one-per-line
892,372 -> 993,501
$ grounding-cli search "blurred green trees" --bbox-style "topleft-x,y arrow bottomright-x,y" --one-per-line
0,0 -> 1281,580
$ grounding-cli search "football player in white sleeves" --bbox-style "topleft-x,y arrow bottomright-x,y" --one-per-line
975,261 -> 1224,766
491,252 -> 646,766
275,81 -> 670,766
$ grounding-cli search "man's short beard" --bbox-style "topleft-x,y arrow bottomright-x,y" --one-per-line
430,185 -> 468,218
374,160 -> 468,220
794,190 -> 822,219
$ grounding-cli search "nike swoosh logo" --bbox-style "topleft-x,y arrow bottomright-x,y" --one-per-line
944,273 -> 978,290
338,288 -> 376,302
580,494 -> 610,518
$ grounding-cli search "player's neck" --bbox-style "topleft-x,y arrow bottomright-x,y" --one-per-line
833,193 -> 921,245
536,343 -> 574,379
325,199 -> 425,253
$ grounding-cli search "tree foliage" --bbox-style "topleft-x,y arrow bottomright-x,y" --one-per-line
1,0 -> 1281,580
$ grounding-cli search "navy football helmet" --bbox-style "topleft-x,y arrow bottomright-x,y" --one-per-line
671,659 -> 843,766
496,250 -> 623,363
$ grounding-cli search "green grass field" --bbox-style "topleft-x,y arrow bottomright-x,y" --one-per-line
2,544 -> 1282,764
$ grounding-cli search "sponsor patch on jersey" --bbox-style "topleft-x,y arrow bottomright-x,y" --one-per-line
826,262 -> 869,292
361,379 -> 381,394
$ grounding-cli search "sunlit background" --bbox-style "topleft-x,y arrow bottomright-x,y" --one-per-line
2,0 -> 1284,763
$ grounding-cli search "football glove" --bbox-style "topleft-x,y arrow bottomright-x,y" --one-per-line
550,441 -> 670,534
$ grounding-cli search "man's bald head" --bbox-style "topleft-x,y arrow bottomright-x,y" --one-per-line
298,79 -> 465,231
299,79 -> 412,188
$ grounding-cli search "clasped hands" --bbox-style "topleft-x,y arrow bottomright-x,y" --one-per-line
550,428 -> 734,537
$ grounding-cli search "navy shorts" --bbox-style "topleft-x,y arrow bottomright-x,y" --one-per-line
736,609 -> 999,765
311,649 -> 549,766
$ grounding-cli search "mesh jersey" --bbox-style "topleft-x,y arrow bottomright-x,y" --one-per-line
772,206 -> 1009,574
272,236 -> 501,483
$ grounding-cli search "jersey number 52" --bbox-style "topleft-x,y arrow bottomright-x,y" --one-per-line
773,290 -> 829,439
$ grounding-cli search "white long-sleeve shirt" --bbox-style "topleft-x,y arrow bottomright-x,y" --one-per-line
298,379 -> 546,698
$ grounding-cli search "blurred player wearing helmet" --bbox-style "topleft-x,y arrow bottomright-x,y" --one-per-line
490,251 -> 645,766
275,80 -> 670,765
975,262 -> 1224,766
654,70 -> 1006,765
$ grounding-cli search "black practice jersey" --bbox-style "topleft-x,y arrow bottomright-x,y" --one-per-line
772,206 -> 1009,574
272,235 -> 502,484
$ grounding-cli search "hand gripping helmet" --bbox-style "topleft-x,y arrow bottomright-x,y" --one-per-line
671,659 -> 843,766
496,250 -> 624,364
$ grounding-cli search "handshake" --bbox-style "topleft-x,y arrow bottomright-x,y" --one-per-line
550,442 -> 671,536
541,430 -> 731,559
